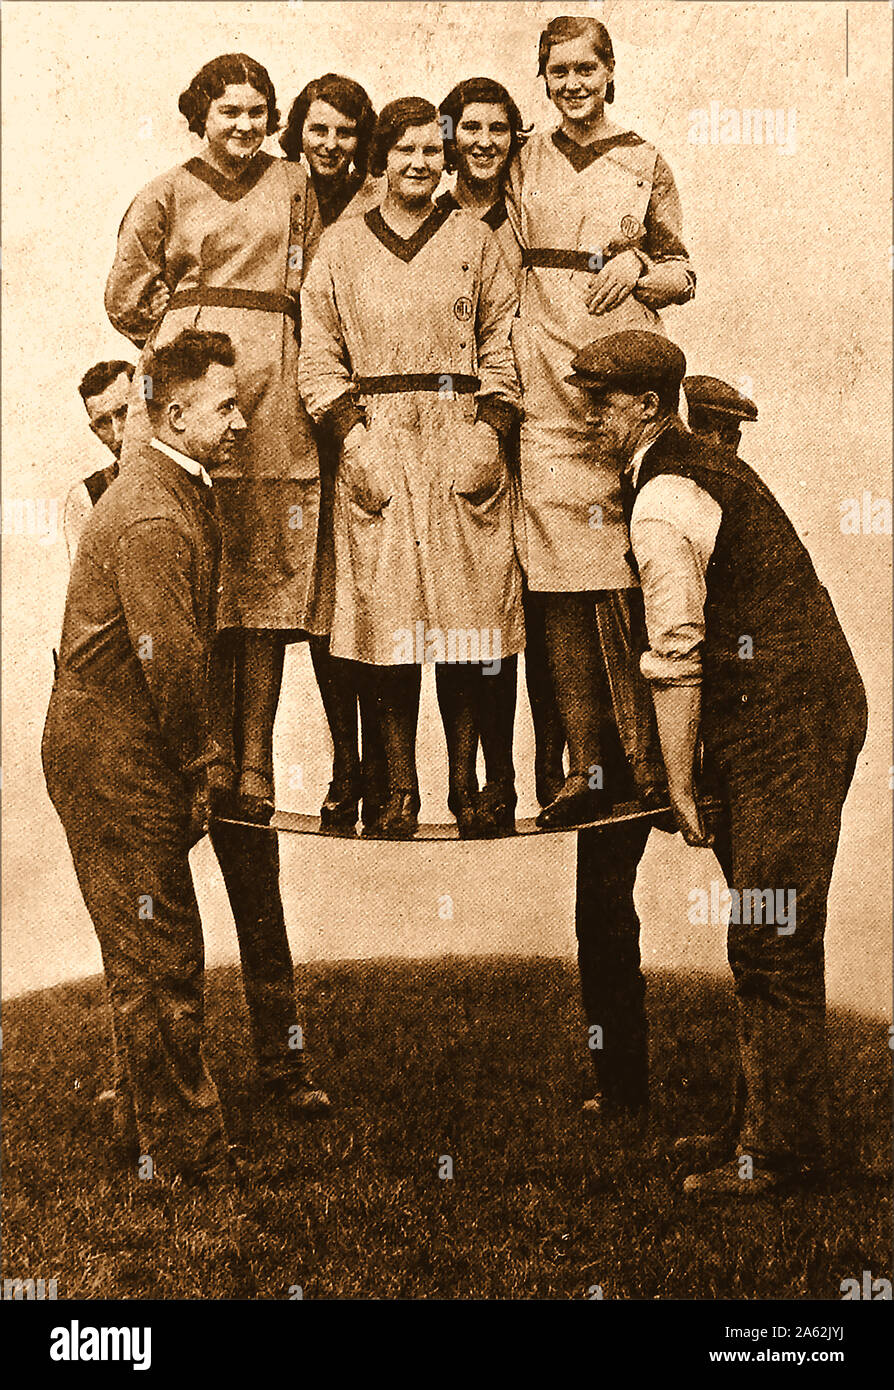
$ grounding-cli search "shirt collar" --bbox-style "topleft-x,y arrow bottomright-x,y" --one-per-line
627,418 -> 676,489
150,437 -> 213,488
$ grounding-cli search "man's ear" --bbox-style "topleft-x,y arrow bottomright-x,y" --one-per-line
641,391 -> 661,421
167,400 -> 186,435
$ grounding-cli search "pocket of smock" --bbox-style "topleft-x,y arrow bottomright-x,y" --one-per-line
340,423 -> 392,515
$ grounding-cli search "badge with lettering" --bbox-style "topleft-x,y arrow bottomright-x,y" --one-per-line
453,296 -> 474,322
620,215 -> 644,241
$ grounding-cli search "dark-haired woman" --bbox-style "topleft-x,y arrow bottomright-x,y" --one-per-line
281,72 -> 381,225
437,77 -> 567,830
106,54 -> 322,823
299,98 -> 524,838
507,16 -> 695,826
281,73 -> 385,829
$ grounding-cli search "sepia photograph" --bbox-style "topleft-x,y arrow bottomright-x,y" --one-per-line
1,0 -> 891,1353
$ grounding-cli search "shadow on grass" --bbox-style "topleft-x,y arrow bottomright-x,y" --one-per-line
2,957 -> 890,1299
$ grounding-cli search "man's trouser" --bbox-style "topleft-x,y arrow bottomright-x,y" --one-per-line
707,671 -> 868,1169
575,714 -> 651,1111
207,819 -> 308,1091
42,689 -> 228,1178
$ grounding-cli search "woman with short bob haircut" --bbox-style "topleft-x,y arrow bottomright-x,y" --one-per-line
434,76 -> 566,830
506,15 -> 695,828
106,52 -> 323,824
299,96 -> 525,838
280,73 -> 379,225
280,72 -> 386,830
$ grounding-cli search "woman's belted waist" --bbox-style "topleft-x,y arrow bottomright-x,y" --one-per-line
353,373 -> 480,394
522,248 -> 600,273
168,287 -> 300,324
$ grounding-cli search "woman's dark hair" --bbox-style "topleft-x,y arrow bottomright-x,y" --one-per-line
279,73 -> 376,176
368,97 -> 440,178
537,15 -> 615,104
438,78 -> 526,174
178,54 -> 280,137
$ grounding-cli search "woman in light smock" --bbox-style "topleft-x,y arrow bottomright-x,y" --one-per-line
299,98 -> 525,838
436,76 -> 566,831
105,54 -> 322,823
281,72 -> 388,831
507,16 -> 695,826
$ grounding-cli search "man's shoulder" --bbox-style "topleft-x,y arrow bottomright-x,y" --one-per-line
91,447 -> 191,535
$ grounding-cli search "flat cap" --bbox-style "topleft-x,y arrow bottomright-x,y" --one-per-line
683,375 -> 758,421
564,330 -> 687,394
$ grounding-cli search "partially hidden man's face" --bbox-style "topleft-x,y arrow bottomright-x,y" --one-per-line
303,98 -> 359,182
204,83 -> 268,165
168,363 -> 247,468
584,388 -> 656,462
386,121 -> 444,206
454,102 -> 513,186
84,371 -> 131,459
545,36 -> 613,124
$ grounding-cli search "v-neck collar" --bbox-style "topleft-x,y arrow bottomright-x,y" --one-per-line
436,190 -> 508,230
551,127 -> 644,174
364,202 -> 452,263
185,151 -> 274,202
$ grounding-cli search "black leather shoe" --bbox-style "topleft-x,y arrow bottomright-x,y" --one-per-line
536,775 -> 612,828
369,790 -> 419,840
448,787 -> 485,839
682,1157 -> 825,1200
319,773 -> 361,831
476,780 -> 517,835
535,759 -> 566,810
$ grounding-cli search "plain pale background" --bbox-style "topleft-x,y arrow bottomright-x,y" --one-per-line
2,1 -> 891,1015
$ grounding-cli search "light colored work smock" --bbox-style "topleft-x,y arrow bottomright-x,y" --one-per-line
298,202 -> 525,666
506,127 -> 695,593
105,153 -> 325,632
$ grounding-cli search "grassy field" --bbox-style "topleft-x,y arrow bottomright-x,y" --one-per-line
2,957 -> 890,1300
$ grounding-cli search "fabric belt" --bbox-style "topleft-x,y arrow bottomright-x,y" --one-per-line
522,248 -> 600,272
354,373 -> 480,395
168,288 -> 300,324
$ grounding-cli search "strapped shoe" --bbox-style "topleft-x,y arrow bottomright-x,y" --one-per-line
476,780 -> 517,835
373,789 -> 420,840
536,775 -> 613,829
319,772 -> 361,831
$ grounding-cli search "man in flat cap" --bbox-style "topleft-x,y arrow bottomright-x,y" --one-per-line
683,375 -> 758,454
568,330 -> 867,1197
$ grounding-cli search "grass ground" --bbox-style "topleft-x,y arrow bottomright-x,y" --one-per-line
2,957 -> 890,1300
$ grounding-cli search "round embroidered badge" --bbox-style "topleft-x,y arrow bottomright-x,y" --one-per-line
453,296 -> 474,322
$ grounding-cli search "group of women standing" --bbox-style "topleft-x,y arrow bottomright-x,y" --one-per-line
105,14 -> 695,839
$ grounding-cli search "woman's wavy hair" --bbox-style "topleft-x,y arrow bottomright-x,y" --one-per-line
178,54 -> 280,137
368,97 -> 440,178
279,73 -> 376,176
537,16 -> 615,104
438,77 -> 527,175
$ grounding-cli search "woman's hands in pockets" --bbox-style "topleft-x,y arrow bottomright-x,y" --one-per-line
341,421 -> 392,514
453,419 -> 503,505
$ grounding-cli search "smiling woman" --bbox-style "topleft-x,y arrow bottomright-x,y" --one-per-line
104,53 -> 324,826
298,97 -> 525,839
504,15 -> 696,830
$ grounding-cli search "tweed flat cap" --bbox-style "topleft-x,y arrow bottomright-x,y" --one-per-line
683,375 -> 758,421
564,331 -> 687,395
